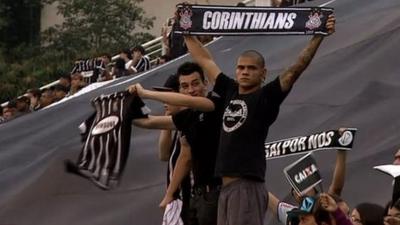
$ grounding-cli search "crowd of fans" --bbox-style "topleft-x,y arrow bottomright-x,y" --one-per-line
0,43 -> 173,125
0,0 -> 316,124
0,2 -> 398,225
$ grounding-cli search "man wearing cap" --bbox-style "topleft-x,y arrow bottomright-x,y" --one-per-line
131,62 -> 223,225
286,194 -> 352,225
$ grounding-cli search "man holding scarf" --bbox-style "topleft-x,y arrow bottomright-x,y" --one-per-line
182,10 -> 336,225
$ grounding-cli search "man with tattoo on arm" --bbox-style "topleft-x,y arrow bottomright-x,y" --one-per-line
183,11 -> 336,225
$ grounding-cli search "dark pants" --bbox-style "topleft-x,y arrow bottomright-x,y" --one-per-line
217,179 -> 268,225
188,185 -> 220,225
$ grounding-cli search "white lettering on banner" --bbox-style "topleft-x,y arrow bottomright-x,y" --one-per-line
285,13 -> 297,29
221,12 -> 230,29
203,11 -> 212,29
308,131 -> 334,149
265,136 -> 308,158
294,164 -> 318,184
202,11 -> 297,30
211,11 -> 221,29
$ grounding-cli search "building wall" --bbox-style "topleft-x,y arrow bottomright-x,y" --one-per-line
40,3 -> 64,32
40,0 -> 248,37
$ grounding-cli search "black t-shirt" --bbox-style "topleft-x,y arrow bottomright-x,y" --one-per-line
75,91 -> 149,189
172,94 -> 223,187
213,73 -> 289,181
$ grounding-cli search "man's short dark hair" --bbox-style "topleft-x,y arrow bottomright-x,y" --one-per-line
7,99 -> 17,108
54,84 -> 69,93
236,2 -> 246,7
354,203 -> 385,225
177,62 -> 205,82
132,45 -> 145,55
115,58 -> 126,70
17,96 -> 30,104
121,48 -> 133,60
27,88 -> 42,98
101,53 -> 112,61
60,74 -> 71,82
240,50 -> 265,68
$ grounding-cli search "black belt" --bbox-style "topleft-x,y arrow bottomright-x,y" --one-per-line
193,184 -> 221,195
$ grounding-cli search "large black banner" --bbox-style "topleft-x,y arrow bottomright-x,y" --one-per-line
265,128 -> 357,160
174,4 -> 333,36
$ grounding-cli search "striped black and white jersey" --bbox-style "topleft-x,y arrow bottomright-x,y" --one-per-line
134,56 -> 151,73
71,58 -> 104,74
71,58 -> 106,83
66,91 -> 149,190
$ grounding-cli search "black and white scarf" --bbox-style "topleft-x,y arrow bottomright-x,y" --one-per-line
174,4 -> 333,36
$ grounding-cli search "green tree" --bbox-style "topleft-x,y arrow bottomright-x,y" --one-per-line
0,0 -> 155,104
41,0 -> 155,57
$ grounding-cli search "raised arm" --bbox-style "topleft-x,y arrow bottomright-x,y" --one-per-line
268,192 -> 280,217
129,83 -> 215,112
159,136 -> 192,208
158,129 -> 173,161
279,15 -> 336,92
183,36 -> 221,85
133,115 -> 176,130
158,107 -> 177,161
328,150 -> 347,196
328,129 -> 348,196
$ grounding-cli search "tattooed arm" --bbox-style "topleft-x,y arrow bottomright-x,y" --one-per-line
279,14 -> 336,92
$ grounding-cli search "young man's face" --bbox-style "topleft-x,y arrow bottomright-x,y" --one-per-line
388,207 -> 400,219
3,107 -> 15,120
40,91 -> 54,107
132,51 -> 141,59
54,90 -> 66,100
59,78 -> 70,87
235,56 -> 266,90
101,56 -> 110,65
71,74 -> 82,87
394,149 -> 400,165
178,72 -> 207,97
351,209 -> 362,225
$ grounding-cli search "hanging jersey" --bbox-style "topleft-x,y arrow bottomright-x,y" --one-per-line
66,91 -> 149,189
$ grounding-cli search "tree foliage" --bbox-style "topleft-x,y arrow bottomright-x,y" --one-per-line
0,0 -> 155,104
41,0 -> 155,56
